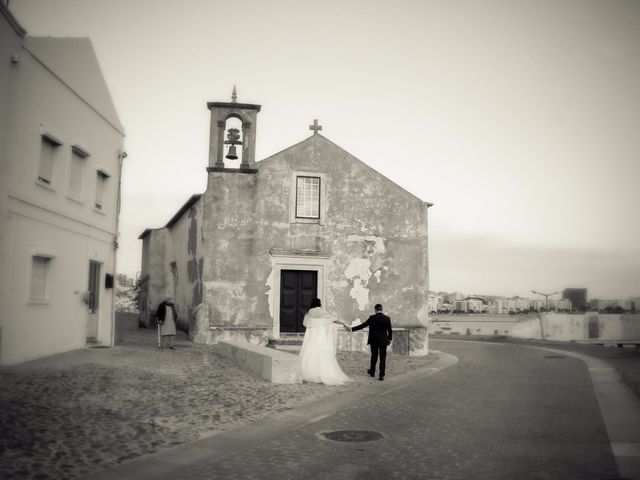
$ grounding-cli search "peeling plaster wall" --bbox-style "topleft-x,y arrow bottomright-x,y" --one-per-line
139,228 -> 172,327
253,135 -> 429,328
201,172 -> 265,328
139,200 -> 204,334
166,200 -> 203,333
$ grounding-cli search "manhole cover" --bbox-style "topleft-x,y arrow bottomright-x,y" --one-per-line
319,430 -> 384,442
544,355 -> 567,359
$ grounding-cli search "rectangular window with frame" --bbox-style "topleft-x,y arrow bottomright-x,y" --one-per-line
39,135 -> 60,185
95,170 -> 109,210
295,176 -> 321,219
30,255 -> 51,301
69,146 -> 88,200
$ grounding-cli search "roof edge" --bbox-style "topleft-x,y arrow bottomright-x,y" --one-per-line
259,134 -> 431,205
1,2 -> 27,37
138,194 -> 203,239
207,101 -> 261,112
165,194 -> 202,229
23,37 -> 125,136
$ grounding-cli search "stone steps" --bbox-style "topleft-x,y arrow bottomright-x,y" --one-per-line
267,334 -> 303,352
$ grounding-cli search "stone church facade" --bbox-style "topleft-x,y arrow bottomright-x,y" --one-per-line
139,94 -> 432,354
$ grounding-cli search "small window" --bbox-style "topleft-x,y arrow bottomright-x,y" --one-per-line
295,176 -> 321,219
39,135 -> 60,185
95,170 -> 109,210
30,256 -> 50,301
69,146 -> 88,199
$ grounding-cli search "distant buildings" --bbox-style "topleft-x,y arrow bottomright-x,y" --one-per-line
589,299 -> 635,313
428,288 -> 637,315
562,288 -> 588,312
0,3 -> 125,365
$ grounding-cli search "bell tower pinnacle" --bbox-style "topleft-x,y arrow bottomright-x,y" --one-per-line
207,88 -> 261,172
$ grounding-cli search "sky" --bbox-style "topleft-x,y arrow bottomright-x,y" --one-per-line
10,0 -> 640,300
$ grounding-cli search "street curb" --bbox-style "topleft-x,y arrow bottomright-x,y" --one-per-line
523,345 -> 640,480
79,351 -> 458,480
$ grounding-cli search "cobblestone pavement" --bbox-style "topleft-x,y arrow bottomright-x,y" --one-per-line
90,339 -> 620,480
0,320 -> 434,480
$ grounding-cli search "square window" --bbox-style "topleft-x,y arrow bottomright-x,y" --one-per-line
39,135 -> 60,185
296,176 -> 320,219
30,256 -> 50,301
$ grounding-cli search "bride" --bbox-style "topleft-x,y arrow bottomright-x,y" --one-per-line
299,298 -> 352,385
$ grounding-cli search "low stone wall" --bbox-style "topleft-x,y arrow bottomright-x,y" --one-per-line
336,327 -> 429,356
430,315 -> 521,337
431,313 -> 640,342
217,339 -> 301,384
208,326 -> 271,346
510,313 -> 640,341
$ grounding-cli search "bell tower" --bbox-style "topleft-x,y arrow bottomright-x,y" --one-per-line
206,87 -> 261,172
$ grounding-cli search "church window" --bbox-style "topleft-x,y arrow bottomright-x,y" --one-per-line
296,176 -> 321,219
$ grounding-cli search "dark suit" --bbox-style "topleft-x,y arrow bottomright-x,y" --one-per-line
352,312 -> 393,378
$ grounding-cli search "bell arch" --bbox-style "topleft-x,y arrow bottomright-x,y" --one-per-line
207,89 -> 261,172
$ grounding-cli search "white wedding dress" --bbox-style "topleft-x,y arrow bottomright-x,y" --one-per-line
299,307 -> 351,386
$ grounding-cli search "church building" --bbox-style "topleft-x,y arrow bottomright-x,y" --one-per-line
139,91 -> 431,355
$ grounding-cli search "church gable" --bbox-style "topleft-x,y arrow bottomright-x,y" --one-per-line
257,133 -> 425,207
254,134 -> 428,236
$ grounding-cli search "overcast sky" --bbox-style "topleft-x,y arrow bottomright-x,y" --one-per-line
11,0 -> 640,300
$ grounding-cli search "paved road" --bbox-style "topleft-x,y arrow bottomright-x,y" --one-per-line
88,339 -> 621,480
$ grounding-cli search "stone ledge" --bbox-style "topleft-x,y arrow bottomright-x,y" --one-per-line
218,339 -> 302,384
336,327 -> 429,356
208,326 -> 271,346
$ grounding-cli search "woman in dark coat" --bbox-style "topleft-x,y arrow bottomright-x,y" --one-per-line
156,296 -> 178,349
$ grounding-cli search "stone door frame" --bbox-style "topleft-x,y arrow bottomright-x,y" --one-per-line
269,250 -> 331,339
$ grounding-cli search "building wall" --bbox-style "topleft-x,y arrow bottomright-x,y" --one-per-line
198,135 -> 429,347
0,31 -> 124,364
139,228 -> 172,326
0,3 -> 26,365
167,200 -> 203,333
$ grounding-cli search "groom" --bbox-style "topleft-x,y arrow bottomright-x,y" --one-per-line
352,304 -> 393,381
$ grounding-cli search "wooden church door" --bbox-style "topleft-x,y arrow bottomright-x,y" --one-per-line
280,270 -> 317,333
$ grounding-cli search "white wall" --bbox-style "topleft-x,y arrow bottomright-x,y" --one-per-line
0,37 -> 123,365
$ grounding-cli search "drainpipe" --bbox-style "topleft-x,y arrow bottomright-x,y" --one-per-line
110,150 -> 127,347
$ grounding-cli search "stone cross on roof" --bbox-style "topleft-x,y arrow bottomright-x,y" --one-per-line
309,119 -> 322,135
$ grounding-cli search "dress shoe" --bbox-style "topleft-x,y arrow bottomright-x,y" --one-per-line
367,369 -> 374,377
379,376 -> 384,381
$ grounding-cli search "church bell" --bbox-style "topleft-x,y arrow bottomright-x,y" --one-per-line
226,144 -> 238,160
224,127 -> 242,160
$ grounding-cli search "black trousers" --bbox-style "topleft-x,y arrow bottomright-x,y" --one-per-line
370,344 -> 388,377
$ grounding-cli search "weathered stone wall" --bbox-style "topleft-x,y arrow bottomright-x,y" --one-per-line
139,229 -> 172,327
166,200 -> 203,333
254,135 -> 429,329
201,171 -> 264,328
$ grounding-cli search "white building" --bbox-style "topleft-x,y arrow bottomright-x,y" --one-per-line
0,3 -> 125,365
